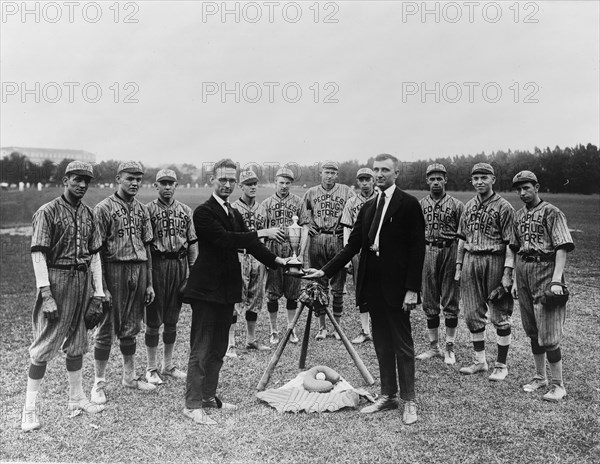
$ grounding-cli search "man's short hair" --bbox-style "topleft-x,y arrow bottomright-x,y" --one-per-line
213,158 -> 237,173
373,153 -> 399,169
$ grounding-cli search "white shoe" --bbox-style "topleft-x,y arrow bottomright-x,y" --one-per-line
269,332 -> 280,345
543,383 -> 567,402
90,381 -> 107,405
161,366 -> 187,380
315,328 -> 328,340
289,329 -> 299,344
488,362 -> 508,381
444,342 -> 456,365
523,376 -> 548,392
459,361 -> 489,375
225,345 -> 237,358
416,346 -> 443,360
146,370 -> 164,385
21,406 -> 40,432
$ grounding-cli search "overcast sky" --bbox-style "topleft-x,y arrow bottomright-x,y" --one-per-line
1,1 -> 598,169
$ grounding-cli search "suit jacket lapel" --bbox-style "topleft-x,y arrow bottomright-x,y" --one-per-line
382,187 -> 402,224
208,196 -> 233,230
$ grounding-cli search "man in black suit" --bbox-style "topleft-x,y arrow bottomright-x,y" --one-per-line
305,153 -> 425,424
182,159 -> 287,425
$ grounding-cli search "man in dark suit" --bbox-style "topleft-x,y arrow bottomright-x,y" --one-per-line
182,159 -> 287,425
305,153 -> 425,424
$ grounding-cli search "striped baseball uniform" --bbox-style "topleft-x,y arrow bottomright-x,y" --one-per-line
300,183 -> 355,316
29,195 -> 101,363
94,193 -> 153,349
231,197 -> 267,315
419,194 -> 464,321
513,201 -> 574,348
340,190 -> 376,300
458,192 -> 516,331
146,198 -> 197,331
261,192 -> 303,301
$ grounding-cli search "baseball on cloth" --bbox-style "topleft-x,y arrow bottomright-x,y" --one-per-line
316,372 -> 326,381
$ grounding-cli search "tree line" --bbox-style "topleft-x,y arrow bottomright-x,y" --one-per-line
1,143 -> 598,194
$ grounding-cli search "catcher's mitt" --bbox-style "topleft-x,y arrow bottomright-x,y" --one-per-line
84,296 -> 105,330
178,277 -> 189,304
539,282 -> 569,306
488,285 -> 510,302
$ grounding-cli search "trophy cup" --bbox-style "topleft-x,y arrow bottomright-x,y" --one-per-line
284,215 -> 304,276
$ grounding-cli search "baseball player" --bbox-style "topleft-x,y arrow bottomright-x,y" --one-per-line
510,170 -> 574,402
339,167 -> 377,344
416,163 -> 464,365
261,167 -> 304,345
455,162 -> 516,381
22,161 -> 105,432
144,169 -> 198,384
299,161 -> 355,339
91,161 -> 156,404
227,170 -> 272,355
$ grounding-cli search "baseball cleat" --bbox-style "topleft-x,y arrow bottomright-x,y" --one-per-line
246,341 -> 271,351
444,342 -> 456,365
21,407 -> 41,432
352,331 -> 372,344
68,397 -> 105,414
333,331 -> 341,341
315,328 -> 328,340
402,401 -> 418,425
523,376 -> 548,392
123,376 -> 157,391
146,369 -> 164,385
416,346 -> 443,361
488,362 -> 508,381
459,361 -> 489,375
161,366 -> 187,380
225,345 -> 237,358
269,332 -> 280,345
90,381 -> 107,405
289,329 -> 299,344
183,408 -> 217,425
543,384 -> 567,402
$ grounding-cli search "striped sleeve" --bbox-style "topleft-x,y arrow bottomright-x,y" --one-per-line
499,200 -> 516,244
31,205 -> 52,253
548,207 -> 575,252
141,203 -> 154,245
340,197 -> 354,228
298,189 -> 313,226
184,204 -> 198,245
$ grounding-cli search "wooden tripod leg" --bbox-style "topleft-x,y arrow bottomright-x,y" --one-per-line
256,302 -> 305,391
323,307 -> 375,385
298,304 -> 313,369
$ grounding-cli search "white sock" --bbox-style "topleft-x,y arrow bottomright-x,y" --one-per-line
360,312 -> 370,334
25,377 -> 42,409
67,369 -> 84,400
446,327 -> 457,344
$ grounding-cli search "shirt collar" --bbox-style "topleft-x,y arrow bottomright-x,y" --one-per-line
381,184 -> 395,199
212,193 -> 228,207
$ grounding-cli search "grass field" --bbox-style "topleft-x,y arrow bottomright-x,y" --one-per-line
1,187 -> 599,463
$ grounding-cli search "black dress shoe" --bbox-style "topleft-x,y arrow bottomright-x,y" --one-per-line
360,394 -> 399,414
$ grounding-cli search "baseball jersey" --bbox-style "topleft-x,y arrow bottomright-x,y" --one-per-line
94,193 -> 153,262
260,193 -> 303,228
231,198 -> 266,232
512,201 -> 574,255
146,199 -> 197,253
420,194 -> 465,241
458,192 -> 515,253
340,190 -> 377,228
299,183 -> 355,231
31,195 -> 101,265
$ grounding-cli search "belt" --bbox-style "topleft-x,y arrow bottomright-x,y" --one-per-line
521,254 -> 555,263
152,250 -> 186,260
48,263 -> 89,272
425,240 -> 454,248
318,229 -> 343,236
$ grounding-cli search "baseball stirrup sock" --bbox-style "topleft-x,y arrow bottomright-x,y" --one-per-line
446,326 -> 457,344
546,347 -> 562,364
146,345 -> 158,371
245,311 -> 258,322
163,343 -> 175,371
286,300 -> 298,310
145,332 -> 160,348
267,300 -> 279,313
533,353 -> 547,379
122,355 -> 135,382
497,328 -> 511,364
548,358 -> 564,385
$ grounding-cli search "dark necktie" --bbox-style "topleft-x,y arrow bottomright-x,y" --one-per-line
368,192 -> 385,244
224,201 -> 234,221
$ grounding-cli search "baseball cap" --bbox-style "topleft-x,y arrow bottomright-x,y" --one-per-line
275,167 -> 295,181
356,168 -> 374,179
512,170 -> 538,187
156,169 -> 177,182
65,161 -> 94,178
239,170 -> 259,185
471,162 -> 494,176
320,161 -> 339,171
117,160 -> 145,174
426,163 -> 447,176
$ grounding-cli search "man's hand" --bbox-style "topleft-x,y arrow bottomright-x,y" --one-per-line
403,290 -> 418,312
550,284 -> 564,295
501,271 -> 513,293
274,257 -> 289,267
307,226 -> 319,237
511,281 -> 518,299
302,268 -> 325,279
40,288 -> 59,323
454,266 -> 462,284
259,227 -> 286,243
103,288 -> 112,309
145,285 -> 155,306
345,261 -> 353,273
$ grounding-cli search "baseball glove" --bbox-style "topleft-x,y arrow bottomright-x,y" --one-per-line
40,290 -> 59,323
84,296 -> 105,330
488,285 -> 509,302
539,283 -> 569,306
178,277 -> 189,304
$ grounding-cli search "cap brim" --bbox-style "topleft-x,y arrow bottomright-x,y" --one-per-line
157,177 -> 177,182
66,170 -> 94,179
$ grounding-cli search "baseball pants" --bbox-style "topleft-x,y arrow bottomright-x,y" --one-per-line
95,261 -> 147,350
265,240 -> 300,302
309,233 -> 346,316
516,258 -> 566,349
236,252 -> 266,315
422,244 -> 459,321
29,268 -> 91,364
461,252 -> 513,332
